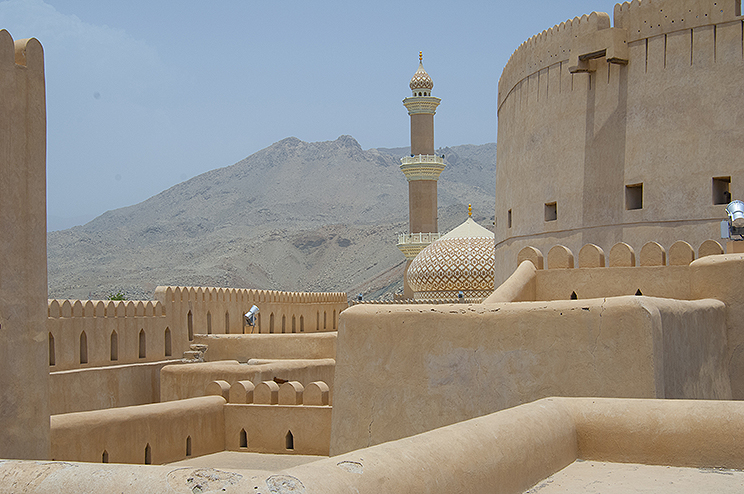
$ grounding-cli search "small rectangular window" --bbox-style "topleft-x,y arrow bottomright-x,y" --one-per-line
544,202 -> 557,221
507,209 -> 512,228
712,177 -> 731,205
625,184 -> 643,210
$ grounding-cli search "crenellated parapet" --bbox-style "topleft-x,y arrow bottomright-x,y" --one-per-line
518,239 -> 724,270
498,12 -> 611,108
505,239 -> 727,302
615,0 -> 741,43
498,0 -> 743,107
154,285 -> 348,336
47,298 -> 172,372
208,379 -> 330,406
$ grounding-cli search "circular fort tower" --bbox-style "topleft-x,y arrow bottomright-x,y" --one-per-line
397,52 -> 445,298
494,2 -> 744,285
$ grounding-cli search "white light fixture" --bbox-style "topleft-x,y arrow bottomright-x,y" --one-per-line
721,200 -> 744,240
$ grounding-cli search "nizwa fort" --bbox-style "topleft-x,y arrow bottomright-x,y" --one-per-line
2,0 -> 744,492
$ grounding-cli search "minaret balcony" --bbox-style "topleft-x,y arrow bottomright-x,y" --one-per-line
400,155 -> 446,181
397,232 -> 441,260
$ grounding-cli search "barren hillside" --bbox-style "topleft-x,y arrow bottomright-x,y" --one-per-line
47,136 -> 495,300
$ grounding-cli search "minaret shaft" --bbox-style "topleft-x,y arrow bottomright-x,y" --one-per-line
409,180 -> 438,234
410,114 -> 435,156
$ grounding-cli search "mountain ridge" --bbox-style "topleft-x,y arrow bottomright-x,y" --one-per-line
48,136 -> 496,300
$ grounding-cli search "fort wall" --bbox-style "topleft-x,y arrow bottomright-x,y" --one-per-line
330,295 -> 729,455
0,30 -> 49,459
495,0 -> 744,285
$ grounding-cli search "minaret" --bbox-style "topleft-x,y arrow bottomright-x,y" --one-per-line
397,52 -> 445,299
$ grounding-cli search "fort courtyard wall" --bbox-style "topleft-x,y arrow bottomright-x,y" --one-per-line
494,0 -> 744,285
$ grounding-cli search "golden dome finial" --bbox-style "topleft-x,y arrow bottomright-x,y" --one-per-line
419,51 -> 423,63
468,204 -> 472,217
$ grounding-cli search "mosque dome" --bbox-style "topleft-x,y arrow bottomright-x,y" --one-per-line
407,214 -> 495,302
409,52 -> 434,92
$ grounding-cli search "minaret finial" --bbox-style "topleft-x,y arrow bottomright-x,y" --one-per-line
419,51 -> 423,63
468,204 -> 472,217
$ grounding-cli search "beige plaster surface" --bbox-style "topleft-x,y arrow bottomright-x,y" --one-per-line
224,404 -> 332,455
166,450 -> 325,472
0,31 -> 49,460
160,359 -> 335,402
50,359 -> 178,414
331,297 -> 729,454
524,461 -> 744,493
51,396 -> 226,465
195,332 -> 336,362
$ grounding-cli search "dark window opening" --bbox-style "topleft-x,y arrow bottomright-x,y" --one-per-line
206,311 -> 212,334
713,177 -> 731,205
570,291 -> 578,300
626,183 -> 643,210
102,450 -> 108,463
635,289 -> 643,296
240,429 -> 248,448
164,328 -> 172,357
144,443 -> 152,465
508,209 -> 513,228
225,311 -> 230,334
545,202 -> 557,222
186,436 -> 192,457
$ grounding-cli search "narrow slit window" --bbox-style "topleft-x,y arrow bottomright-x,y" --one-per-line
164,328 -> 172,357
285,430 -> 294,450
144,444 -> 151,465
240,429 -> 248,448
712,177 -> 731,205
187,311 -> 194,341
508,209 -> 513,228
49,333 -> 55,366
79,331 -> 88,364
138,329 -> 146,359
625,183 -> 643,210
545,202 -> 557,222
102,450 -> 108,463
186,436 -> 192,457
110,330 -> 118,361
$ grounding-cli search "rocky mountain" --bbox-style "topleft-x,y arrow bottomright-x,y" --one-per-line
47,136 -> 496,300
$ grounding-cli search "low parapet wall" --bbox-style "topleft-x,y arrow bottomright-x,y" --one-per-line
194,332 -> 336,361
50,396 -> 226,465
500,240 -> 725,301
330,296 -> 730,455
160,359 -> 336,403
17,397 -> 744,493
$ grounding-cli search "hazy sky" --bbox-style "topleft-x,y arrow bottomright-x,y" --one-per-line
0,0 -> 620,230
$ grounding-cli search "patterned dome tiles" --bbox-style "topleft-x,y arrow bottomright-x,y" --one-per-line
407,236 -> 495,294
409,62 -> 434,90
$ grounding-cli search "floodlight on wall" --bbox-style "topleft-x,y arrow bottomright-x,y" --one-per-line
244,305 -> 259,328
721,200 -> 744,240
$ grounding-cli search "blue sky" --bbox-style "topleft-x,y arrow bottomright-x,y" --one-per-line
0,0 -> 620,230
